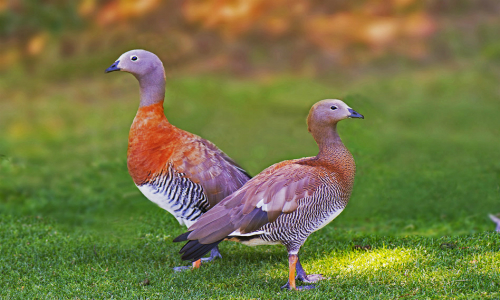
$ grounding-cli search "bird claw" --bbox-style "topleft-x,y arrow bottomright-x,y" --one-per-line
201,252 -> 222,262
280,282 -> 316,290
200,257 -> 215,262
174,248 -> 222,270
200,247 -> 223,262
172,266 -> 191,272
297,273 -> 327,283
296,285 -> 316,290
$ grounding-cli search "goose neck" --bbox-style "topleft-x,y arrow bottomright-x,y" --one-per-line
311,124 -> 344,154
137,67 -> 166,107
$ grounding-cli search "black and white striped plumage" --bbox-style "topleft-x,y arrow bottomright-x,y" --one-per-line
137,165 -> 211,228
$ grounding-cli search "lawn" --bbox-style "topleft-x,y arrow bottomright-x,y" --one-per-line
1,57 -> 499,298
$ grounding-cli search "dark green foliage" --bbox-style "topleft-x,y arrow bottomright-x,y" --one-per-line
0,1 -> 84,37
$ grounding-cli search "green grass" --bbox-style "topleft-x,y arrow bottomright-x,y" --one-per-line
1,58 -> 499,298
1,215 -> 499,299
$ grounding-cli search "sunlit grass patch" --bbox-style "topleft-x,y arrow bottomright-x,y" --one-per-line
340,247 -> 418,274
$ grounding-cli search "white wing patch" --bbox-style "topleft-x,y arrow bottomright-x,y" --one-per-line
240,238 -> 281,247
255,199 -> 268,211
229,230 -> 279,247
231,229 -> 267,236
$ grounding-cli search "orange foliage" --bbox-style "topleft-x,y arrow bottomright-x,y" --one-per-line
183,0 -> 263,38
183,0 -> 436,60
78,0 -> 96,17
90,0 -> 161,26
27,33 -> 47,56
183,0 -> 308,38
0,0 -> 438,73
305,11 -> 435,57
0,0 -> 8,13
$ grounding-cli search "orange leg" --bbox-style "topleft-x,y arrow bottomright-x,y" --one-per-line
288,254 -> 298,290
281,254 -> 318,290
192,259 -> 202,269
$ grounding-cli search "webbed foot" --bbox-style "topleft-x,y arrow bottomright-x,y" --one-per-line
200,247 -> 222,262
173,258 -> 202,271
173,266 -> 191,272
281,281 -> 316,290
297,273 -> 326,283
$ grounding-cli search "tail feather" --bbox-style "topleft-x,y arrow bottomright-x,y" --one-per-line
179,237 -> 201,253
187,242 -> 216,261
179,239 -> 222,261
173,231 -> 192,243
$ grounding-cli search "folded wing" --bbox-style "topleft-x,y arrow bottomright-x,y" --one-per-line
184,160 -> 321,245
172,138 -> 252,209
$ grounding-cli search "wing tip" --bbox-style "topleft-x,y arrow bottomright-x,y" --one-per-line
173,231 -> 192,243
179,239 -> 223,261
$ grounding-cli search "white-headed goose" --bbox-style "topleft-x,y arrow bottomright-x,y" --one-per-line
105,50 -> 251,270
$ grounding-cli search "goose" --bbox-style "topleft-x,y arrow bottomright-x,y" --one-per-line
174,99 -> 363,289
105,49 -> 251,270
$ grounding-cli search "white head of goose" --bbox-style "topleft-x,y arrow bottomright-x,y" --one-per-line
174,99 -> 364,290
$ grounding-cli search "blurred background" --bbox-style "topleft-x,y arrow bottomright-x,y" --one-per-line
2,0 -> 499,77
1,0 -> 499,236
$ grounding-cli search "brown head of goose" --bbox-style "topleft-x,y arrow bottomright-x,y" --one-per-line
174,99 -> 364,290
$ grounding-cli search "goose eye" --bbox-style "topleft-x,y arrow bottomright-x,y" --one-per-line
131,56 -> 138,61
330,106 -> 337,110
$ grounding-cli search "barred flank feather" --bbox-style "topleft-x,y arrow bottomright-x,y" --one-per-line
137,166 -> 210,227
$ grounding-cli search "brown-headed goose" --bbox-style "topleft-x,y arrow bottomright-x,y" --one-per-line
174,99 -> 364,289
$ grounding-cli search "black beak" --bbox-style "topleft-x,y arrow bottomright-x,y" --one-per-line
105,61 -> 120,73
348,108 -> 364,119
